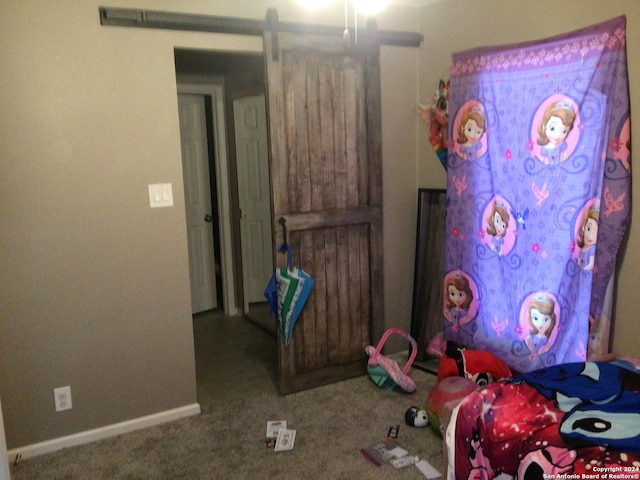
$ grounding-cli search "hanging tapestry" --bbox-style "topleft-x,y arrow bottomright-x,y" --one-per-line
443,16 -> 631,373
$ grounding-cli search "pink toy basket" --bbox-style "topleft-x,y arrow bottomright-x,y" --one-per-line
365,328 -> 418,393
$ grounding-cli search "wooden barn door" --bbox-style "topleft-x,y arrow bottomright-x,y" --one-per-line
264,20 -> 384,394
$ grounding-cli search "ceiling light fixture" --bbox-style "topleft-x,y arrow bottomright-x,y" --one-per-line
295,0 -> 388,46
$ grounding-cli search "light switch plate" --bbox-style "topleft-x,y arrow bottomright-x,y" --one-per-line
148,183 -> 173,208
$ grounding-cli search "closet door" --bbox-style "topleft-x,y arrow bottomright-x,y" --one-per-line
264,21 -> 383,394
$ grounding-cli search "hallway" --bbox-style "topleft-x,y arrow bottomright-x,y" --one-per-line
193,309 -> 278,410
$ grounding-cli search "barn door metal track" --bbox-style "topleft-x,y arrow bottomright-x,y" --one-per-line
98,7 -> 423,47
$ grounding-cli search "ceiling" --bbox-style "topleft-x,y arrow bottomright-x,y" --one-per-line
389,0 -> 440,5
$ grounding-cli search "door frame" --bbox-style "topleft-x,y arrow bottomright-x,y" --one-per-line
0,397 -> 9,480
177,84 -> 238,316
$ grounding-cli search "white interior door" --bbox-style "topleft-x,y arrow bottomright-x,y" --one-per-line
178,93 -> 218,314
234,95 -> 273,310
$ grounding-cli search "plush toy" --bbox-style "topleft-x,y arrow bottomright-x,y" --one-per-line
437,341 -> 512,387
418,78 -> 450,170
426,331 -> 446,357
404,406 -> 429,428
425,376 -> 477,435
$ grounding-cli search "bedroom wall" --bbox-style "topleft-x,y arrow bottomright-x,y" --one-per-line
417,0 -> 640,358
0,0 -> 422,449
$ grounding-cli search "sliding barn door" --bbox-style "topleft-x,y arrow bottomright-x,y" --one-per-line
264,24 -> 384,394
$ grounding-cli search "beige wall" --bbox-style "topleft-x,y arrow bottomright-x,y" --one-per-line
0,0 -> 637,453
0,0 -> 422,449
417,0 -> 640,358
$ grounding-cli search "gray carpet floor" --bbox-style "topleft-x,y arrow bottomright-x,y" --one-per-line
9,309 -> 444,479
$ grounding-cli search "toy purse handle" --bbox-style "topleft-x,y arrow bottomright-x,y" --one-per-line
367,328 -> 418,375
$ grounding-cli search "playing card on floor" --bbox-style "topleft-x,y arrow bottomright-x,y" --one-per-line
274,428 -> 296,451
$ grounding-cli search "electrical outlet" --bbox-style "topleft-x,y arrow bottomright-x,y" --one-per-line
54,386 -> 72,412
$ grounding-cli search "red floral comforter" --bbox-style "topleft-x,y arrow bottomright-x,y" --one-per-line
446,362 -> 640,479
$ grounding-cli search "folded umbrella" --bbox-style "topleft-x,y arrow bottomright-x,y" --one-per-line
264,242 -> 291,317
282,266 -> 314,346
276,266 -> 300,344
264,242 -> 314,346
264,273 -> 278,317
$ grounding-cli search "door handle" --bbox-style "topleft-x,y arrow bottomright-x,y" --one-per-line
204,214 -> 213,223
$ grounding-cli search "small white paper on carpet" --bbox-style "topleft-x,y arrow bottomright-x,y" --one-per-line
274,428 -> 296,451
415,458 -> 441,479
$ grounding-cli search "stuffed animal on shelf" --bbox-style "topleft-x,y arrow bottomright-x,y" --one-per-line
418,78 -> 450,169
404,406 -> 429,428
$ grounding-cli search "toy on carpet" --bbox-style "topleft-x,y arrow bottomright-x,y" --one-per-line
404,406 -> 429,428
425,331 -> 446,357
425,376 -> 477,435
423,340 -> 513,435
418,78 -> 450,170
437,341 -> 512,387
365,328 -> 417,393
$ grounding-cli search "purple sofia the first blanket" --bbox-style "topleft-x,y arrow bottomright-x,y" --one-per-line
443,17 -> 631,374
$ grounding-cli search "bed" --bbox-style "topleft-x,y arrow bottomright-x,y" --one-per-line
433,14 -> 635,480
444,360 -> 640,479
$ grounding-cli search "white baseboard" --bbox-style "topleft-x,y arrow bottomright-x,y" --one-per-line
7,403 -> 201,463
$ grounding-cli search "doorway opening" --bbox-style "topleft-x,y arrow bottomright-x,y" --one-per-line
174,49 -> 277,404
